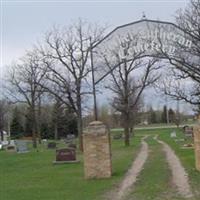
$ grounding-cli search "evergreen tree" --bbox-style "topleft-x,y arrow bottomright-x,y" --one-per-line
24,108 -> 32,137
161,105 -> 167,123
168,108 -> 175,123
51,99 -> 63,140
40,122 -> 52,139
51,99 -> 78,139
148,107 -> 157,124
10,107 -> 24,138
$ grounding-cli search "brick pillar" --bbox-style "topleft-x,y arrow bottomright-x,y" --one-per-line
83,121 -> 112,179
194,117 -> 200,171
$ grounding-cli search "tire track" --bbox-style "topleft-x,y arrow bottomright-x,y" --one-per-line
106,136 -> 149,200
154,135 -> 193,198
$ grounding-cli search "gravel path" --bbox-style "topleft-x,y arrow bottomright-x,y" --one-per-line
106,136 -> 149,200
154,135 -> 193,198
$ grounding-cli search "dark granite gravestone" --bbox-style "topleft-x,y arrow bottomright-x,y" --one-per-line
15,140 -> 29,153
183,126 -> 193,137
53,148 -> 80,164
6,145 -> 16,152
48,142 -> 56,149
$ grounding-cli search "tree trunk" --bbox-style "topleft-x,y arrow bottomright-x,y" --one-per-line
130,126 -> 134,137
124,61 -> 130,146
124,117 -> 130,146
7,120 -> 11,139
38,131 -> 42,144
37,97 -> 42,144
36,119 -> 41,144
31,106 -> 37,148
124,112 -> 130,146
77,87 -> 83,152
32,127 -> 37,148
54,123 -> 58,140
124,126 -> 130,146
77,110 -> 83,152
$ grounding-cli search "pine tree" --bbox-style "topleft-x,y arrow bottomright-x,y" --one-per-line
10,107 -> 24,138
161,105 -> 167,123
168,108 -> 175,123
150,108 -> 157,124
24,108 -> 32,137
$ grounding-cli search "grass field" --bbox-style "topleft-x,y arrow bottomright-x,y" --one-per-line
1,127 -> 200,200
0,135 -> 142,200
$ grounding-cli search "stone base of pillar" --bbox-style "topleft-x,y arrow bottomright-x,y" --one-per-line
194,122 -> 200,171
83,121 -> 112,179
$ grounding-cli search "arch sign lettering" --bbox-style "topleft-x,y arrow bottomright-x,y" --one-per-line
93,19 -> 197,84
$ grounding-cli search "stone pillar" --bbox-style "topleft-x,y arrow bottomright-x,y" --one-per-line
194,117 -> 200,171
83,121 -> 112,179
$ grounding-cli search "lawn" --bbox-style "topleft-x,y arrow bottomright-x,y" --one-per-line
0,135 -> 142,200
1,127 -> 200,200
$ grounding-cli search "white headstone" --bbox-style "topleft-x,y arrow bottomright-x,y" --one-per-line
2,141 -> 9,146
10,140 -> 15,146
170,131 -> 177,138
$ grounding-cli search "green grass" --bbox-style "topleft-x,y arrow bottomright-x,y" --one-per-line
0,136 -> 142,200
1,127 -> 200,200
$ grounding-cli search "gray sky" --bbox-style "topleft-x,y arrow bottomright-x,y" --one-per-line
1,0 -> 188,68
1,0 -> 192,112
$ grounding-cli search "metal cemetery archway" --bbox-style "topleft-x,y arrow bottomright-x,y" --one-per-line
91,19 -> 197,120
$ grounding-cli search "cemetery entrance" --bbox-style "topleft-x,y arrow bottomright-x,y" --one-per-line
83,19 -> 200,180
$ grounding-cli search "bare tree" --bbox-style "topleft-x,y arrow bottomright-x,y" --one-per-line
102,43 -> 160,145
6,50 -> 48,148
157,73 -> 200,114
155,0 -> 200,113
159,0 -> 200,83
51,97 -> 63,140
38,20 -> 106,150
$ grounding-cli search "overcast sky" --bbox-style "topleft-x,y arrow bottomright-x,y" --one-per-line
1,0 -> 192,112
1,0 -> 189,67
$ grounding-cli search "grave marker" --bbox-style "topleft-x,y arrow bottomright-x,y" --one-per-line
113,133 -> 123,140
53,148 -> 79,164
183,126 -> 193,137
6,145 -> 16,152
170,131 -> 177,138
48,142 -> 56,149
15,140 -> 29,153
